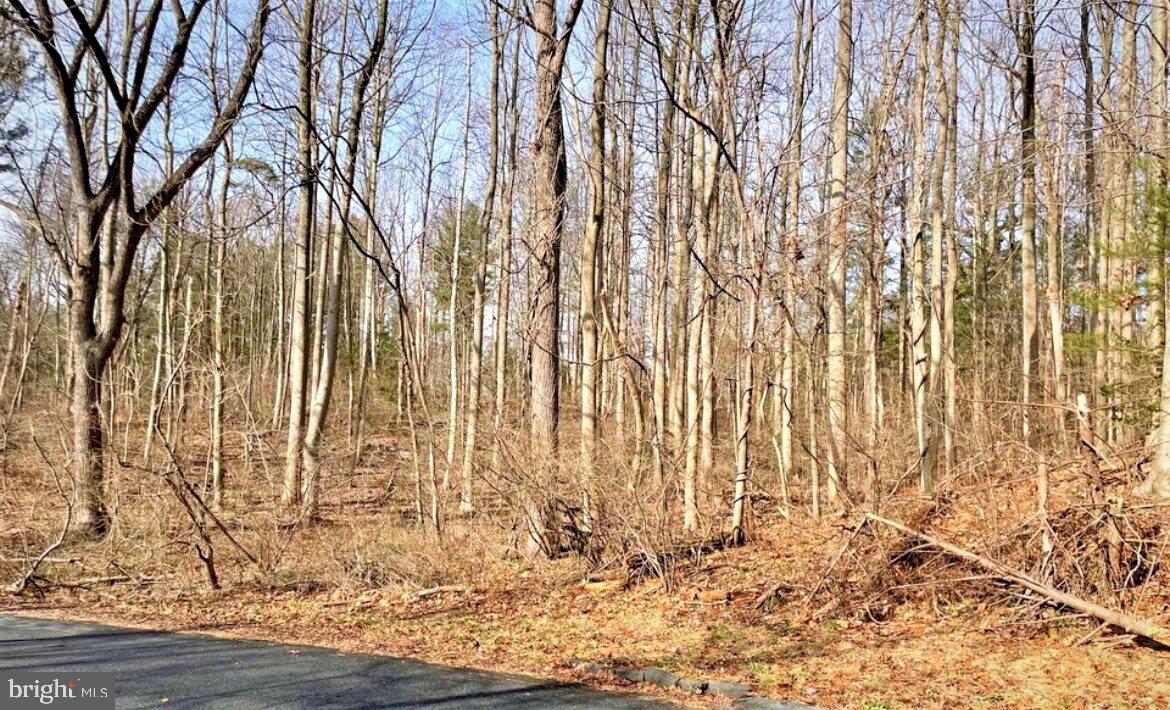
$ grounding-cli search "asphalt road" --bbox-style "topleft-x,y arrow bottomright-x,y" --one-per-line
0,615 -> 674,708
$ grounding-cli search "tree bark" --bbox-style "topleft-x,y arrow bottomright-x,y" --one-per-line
1019,0 -> 1040,444
580,0 -> 612,518
283,0 -> 318,509
825,0 -> 853,506
908,5 -> 932,494
446,44 -> 473,491
301,0 -> 389,517
462,4 -> 505,514
524,0 -> 583,558
211,138 -> 232,508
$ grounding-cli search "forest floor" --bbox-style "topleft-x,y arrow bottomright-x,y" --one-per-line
7,520 -> 1170,708
4,429 -> 1170,708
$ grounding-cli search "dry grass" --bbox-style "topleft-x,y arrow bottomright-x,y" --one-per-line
3,397 -> 1170,709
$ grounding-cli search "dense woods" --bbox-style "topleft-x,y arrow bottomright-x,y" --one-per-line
5,0 -> 1170,704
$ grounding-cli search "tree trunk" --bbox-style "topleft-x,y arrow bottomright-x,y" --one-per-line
492,19 -> 522,474
525,0 -> 580,558
283,0 -> 318,508
212,139 -> 233,508
1152,0 -> 1168,351
825,0 -> 853,506
144,102 -> 176,461
928,0 -> 950,475
462,5 -> 505,514
580,0 -> 612,519
1019,0 -> 1040,443
908,5 -> 932,494
1142,0 -> 1170,499
1042,123 -> 1067,411
942,5 -> 959,474
70,249 -> 108,537
446,45 -> 473,492
301,0 -> 389,517
650,1 -> 683,493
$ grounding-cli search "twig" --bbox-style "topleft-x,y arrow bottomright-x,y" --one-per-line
7,434 -> 73,595
1074,621 -> 1109,646
153,437 -> 261,568
794,517 -> 870,608
53,575 -> 157,589
414,585 -> 468,598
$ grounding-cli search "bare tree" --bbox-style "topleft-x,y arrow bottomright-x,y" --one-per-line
4,0 -> 271,536
907,3 -> 931,494
283,0 -> 318,509
825,0 -> 853,507
523,0 -> 584,557
1018,0 -> 1039,443
300,0 -> 390,517
580,0 -> 612,517
461,0 -> 505,514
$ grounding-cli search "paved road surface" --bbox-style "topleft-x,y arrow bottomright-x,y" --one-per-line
0,615 -> 673,708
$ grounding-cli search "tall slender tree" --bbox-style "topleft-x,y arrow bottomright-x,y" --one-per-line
825,0 -> 853,506
524,0 -> 585,557
580,0 -> 613,517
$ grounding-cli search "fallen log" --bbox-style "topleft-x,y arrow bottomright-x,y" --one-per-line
865,513 -> 1170,648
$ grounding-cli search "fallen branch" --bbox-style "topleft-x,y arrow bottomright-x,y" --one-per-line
0,556 -> 79,564
414,585 -> 468,599
55,575 -> 140,588
866,513 -> 1170,648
